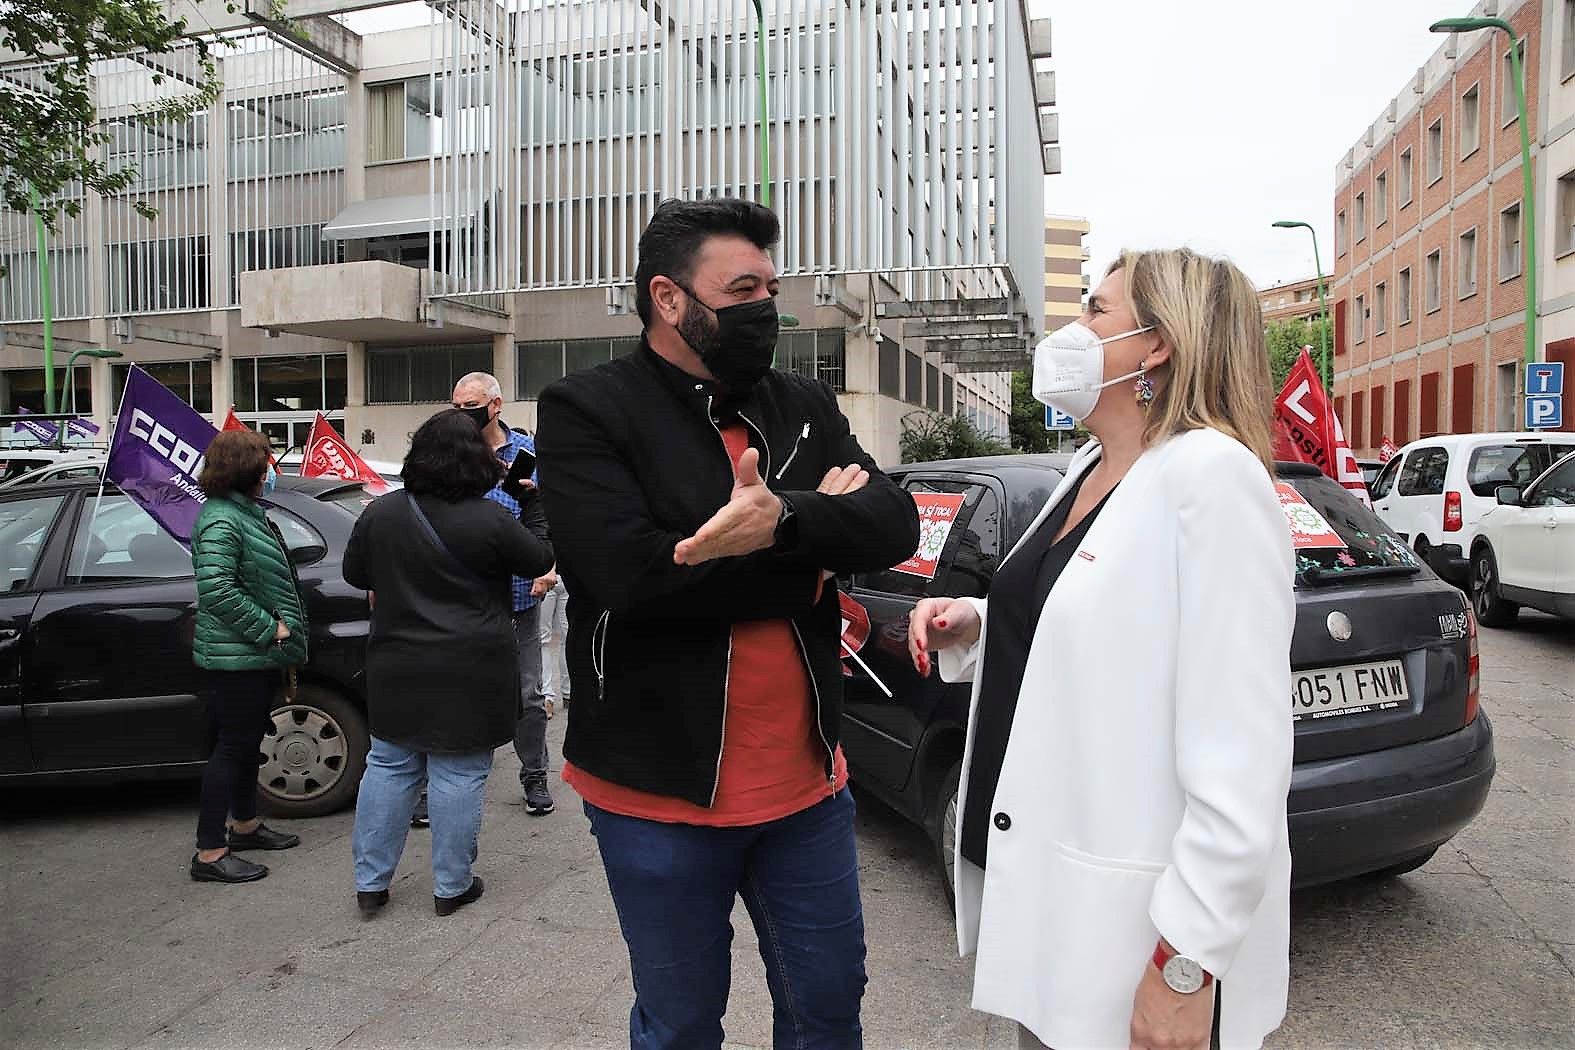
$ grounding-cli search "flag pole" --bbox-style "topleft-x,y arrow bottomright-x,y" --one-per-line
842,642 -> 893,698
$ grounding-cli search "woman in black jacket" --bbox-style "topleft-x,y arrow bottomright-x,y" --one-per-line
343,410 -> 554,918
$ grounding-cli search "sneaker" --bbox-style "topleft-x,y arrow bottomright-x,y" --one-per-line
434,876 -> 484,917
226,823 -> 300,851
191,852 -> 269,884
411,794 -> 430,829
523,781 -> 555,816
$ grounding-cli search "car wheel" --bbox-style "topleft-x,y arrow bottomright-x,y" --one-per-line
1472,547 -> 1520,628
1413,536 -> 1431,565
1367,846 -> 1439,880
258,685 -> 369,818
928,761 -> 961,912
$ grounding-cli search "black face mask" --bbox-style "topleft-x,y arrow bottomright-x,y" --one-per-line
673,282 -> 780,391
460,404 -> 492,431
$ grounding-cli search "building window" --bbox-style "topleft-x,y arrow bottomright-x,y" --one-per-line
1337,209 -> 1349,255
229,224 -> 346,304
1496,361 -> 1520,429
878,337 -> 901,398
1500,203 -> 1523,280
1559,170 -> 1575,255
904,351 -> 923,407
1503,40 -> 1526,125
367,345 -> 493,404
1399,148 -> 1414,207
515,337 -> 640,399
106,236 -> 211,314
1460,84 -> 1481,158
1354,192 -> 1366,242
1427,119 -> 1444,184
1351,390 -> 1367,448
1353,294 -> 1366,343
1374,282 -> 1387,335
112,361 -> 212,414
1398,267 -> 1412,325
1565,1 -> 1575,80
367,74 -> 490,163
1459,227 -> 1478,298
1426,250 -> 1442,312
775,329 -> 848,392
1375,172 -> 1388,227
233,355 -> 348,413
227,89 -> 347,178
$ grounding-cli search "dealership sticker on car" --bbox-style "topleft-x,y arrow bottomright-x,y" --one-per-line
1293,660 -> 1410,720
1274,483 -> 1346,550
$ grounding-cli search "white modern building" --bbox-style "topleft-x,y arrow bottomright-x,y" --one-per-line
0,0 -> 1058,465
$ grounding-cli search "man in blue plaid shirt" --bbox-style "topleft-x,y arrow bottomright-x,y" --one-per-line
453,372 -> 558,816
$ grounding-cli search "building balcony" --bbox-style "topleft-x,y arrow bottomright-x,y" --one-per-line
238,261 -> 510,344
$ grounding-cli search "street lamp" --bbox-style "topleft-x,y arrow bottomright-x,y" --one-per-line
28,184 -> 56,415
750,0 -> 771,208
1272,220 -> 1331,393
63,348 -> 123,418
1432,17 -> 1537,383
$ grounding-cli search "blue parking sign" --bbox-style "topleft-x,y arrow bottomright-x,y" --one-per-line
1044,406 -> 1076,431
1525,395 -> 1563,430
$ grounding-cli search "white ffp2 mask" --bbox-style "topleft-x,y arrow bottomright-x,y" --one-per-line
1031,321 -> 1154,421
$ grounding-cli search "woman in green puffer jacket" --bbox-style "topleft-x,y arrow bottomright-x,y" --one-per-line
188,429 -> 309,885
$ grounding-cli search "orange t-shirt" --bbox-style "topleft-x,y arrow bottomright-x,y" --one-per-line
563,423 -> 848,826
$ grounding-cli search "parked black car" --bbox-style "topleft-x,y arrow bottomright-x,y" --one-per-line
840,455 -> 1495,898
0,477 -> 373,817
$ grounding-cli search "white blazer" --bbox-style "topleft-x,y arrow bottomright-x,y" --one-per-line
939,428 -> 1296,1050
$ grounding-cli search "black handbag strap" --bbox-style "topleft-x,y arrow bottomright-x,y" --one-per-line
404,492 -> 488,587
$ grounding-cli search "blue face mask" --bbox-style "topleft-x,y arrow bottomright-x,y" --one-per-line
262,464 -> 277,495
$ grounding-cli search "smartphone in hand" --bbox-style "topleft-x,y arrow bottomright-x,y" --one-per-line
503,447 -> 537,495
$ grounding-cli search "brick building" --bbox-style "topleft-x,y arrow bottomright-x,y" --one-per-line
1258,275 -> 1330,325
1331,0 -> 1575,454
1044,215 -> 1090,332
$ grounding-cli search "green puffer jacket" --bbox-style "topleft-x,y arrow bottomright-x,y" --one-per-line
191,492 -> 308,671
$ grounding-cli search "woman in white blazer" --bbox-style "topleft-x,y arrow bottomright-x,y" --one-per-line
908,248 -> 1295,1050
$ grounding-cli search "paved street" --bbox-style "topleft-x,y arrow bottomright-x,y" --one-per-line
2,616 -> 1571,1050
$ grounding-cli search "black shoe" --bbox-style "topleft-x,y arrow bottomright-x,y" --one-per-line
357,889 -> 389,918
191,852 -> 269,884
523,782 -> 555,816
434,876 -> 484,917
227,824 -> 300,851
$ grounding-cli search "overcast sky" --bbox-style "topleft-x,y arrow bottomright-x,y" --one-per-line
1041,0 -> 1471,288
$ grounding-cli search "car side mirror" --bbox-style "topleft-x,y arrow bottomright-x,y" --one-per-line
1495,485 -> 1524,507
288,544 -> 327,566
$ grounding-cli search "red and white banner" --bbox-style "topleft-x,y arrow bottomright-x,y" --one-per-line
1271,349 -> 1371,507
892,492 -> 968,579
1379,436 -> 1400,463
301,412 -> 389,494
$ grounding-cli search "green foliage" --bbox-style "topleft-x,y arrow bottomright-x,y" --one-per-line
1265,316 -> 1333,390
1008,370 -> 1055,452
898,410 -> 1012,464
0,0 -> 233,230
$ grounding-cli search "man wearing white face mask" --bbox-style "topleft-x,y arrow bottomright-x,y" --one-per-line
908,248 -> 1296,1050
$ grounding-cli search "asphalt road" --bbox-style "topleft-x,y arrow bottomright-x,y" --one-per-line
2,614 -> 1571,1050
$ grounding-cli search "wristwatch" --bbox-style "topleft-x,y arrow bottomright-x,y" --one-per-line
1153,942 -> 1212,994
773,494 -> 798,550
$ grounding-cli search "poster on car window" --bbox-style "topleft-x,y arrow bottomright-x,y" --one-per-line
1275,482 -> 1346,550
892,492 -> 967,579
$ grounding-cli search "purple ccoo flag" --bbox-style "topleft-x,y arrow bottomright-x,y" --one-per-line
67,417 -> 101,439
105,366 -> 218,548
14,407 -> 59,444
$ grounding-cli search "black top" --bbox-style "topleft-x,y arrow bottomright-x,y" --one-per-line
342,492 -> 554,752
535,342 -> 921,806
959,470 -> 1118,869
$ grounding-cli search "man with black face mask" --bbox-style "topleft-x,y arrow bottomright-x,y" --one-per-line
448,372 -> 557,818
537,198 -> 919,1049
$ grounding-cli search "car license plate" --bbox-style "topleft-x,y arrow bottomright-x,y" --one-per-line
1292,660 -> 1409,720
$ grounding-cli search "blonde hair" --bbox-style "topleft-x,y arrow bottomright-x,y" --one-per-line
1109,248 -> 1276,473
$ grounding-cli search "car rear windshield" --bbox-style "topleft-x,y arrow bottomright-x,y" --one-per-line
1281,471 -> 1420,586
321,486 -> 380,518
1467,443 -> 1575,497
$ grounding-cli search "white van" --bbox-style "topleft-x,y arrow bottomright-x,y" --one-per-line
1369,432 -> 1575,586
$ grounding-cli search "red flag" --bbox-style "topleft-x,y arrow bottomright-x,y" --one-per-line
838,591 -> 872,677
222,408 -> 250,433
1273,349 -> 1371,507
1379,436 -> 1400,463
301,412 -> 389,494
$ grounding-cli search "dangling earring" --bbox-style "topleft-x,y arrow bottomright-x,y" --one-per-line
1135,371 -> 1156,406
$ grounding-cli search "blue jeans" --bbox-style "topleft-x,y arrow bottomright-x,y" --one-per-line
585,789 -> 866,1050
352,737 -> 493,899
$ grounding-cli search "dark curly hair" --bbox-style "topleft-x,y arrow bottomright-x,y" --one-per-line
634,197 -> 780,326
199,430 -> 272,498
401,409 -> 504,501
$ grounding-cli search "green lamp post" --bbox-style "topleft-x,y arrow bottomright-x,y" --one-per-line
750,0 -> 771,209
1272,220 -> 1331,393
28,184 -> 56,415
1431,17 -> 1537,384
63,348 -> 123,417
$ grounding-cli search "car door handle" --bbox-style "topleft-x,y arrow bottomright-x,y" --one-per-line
0,629 -> 20,650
